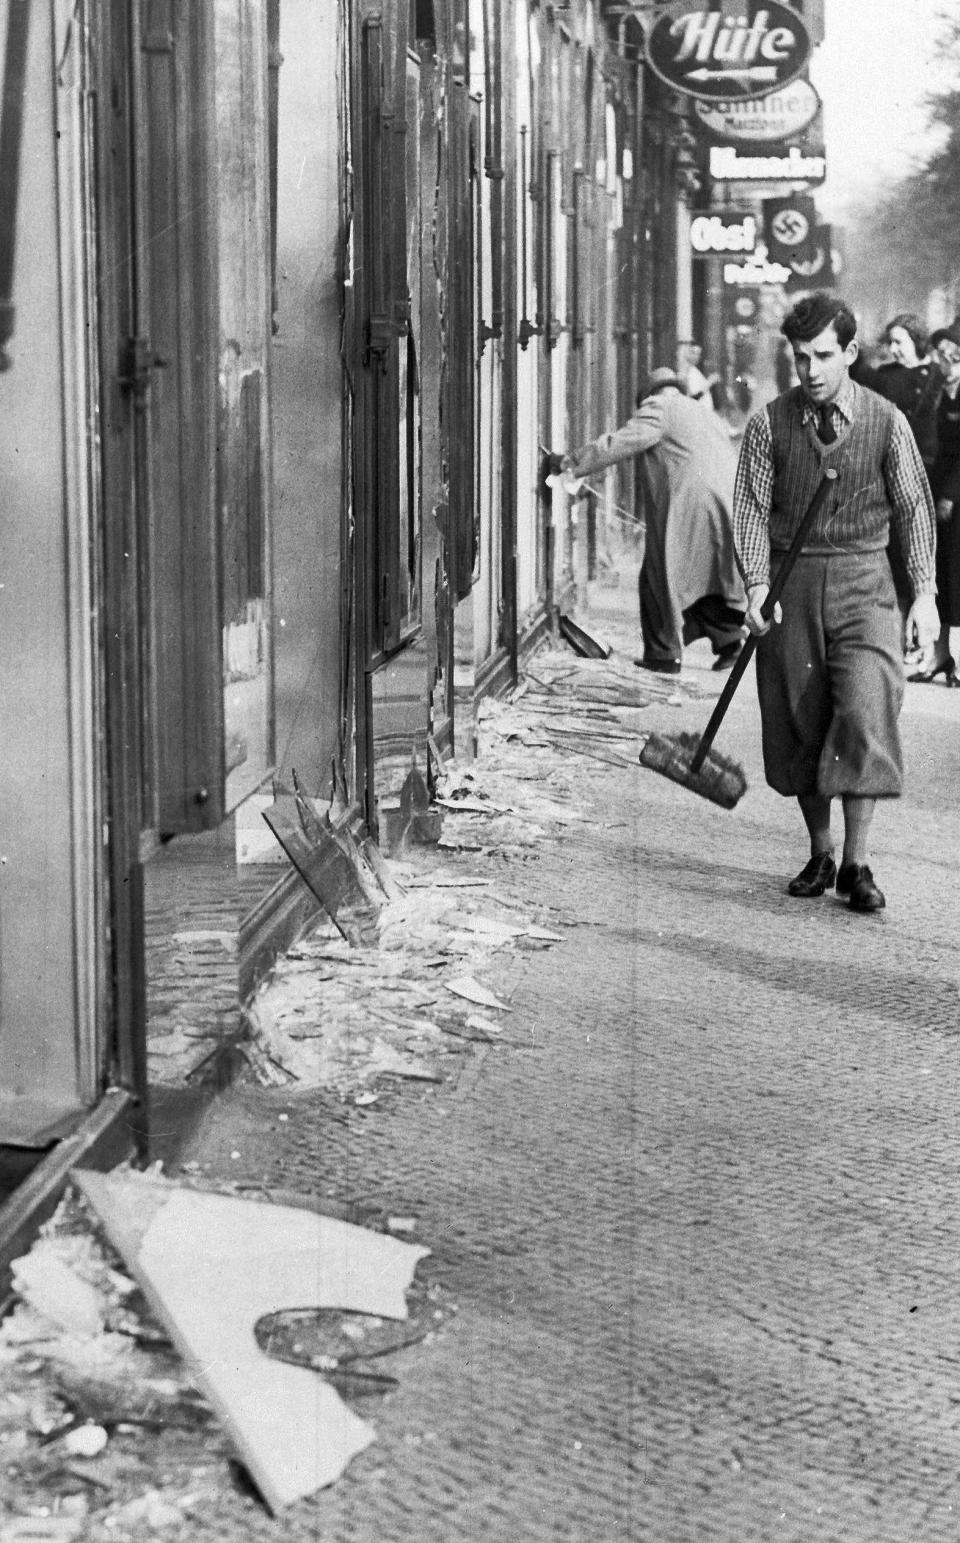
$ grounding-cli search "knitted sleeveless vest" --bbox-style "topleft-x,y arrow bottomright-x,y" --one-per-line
767,384 -> 897,554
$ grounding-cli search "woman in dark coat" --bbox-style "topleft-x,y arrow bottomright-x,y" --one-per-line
872,314 -> 941,638
875,314 -> 940,467
910,322 -> 960,683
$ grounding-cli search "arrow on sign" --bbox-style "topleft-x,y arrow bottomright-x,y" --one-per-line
686,67 -> 779,83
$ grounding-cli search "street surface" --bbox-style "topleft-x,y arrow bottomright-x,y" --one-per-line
165,578 -> 960,1542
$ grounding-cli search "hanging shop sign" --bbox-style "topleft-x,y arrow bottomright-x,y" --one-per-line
689,210 -> 757,256
709,143 -> 826,183
763,193 -> 817,265
645,4 -> 811,102
724,288 -> 762,325
694,78 -> 821,142
786,223 -> 836,289
724,257 -> 791,287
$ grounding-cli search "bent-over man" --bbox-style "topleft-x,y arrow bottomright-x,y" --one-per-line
734,291 -> 938,913
571,367 -> 746,674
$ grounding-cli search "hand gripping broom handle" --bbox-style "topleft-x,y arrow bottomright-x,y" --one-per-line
689,467 -> 838,776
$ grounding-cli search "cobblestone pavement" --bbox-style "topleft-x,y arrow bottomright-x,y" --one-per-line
159,580 -> 960,1542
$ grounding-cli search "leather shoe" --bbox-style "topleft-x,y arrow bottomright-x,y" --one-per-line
634,657 -> 681,674
712,642 -> 744,671
787,851 -> 837,897
907,657 -> 954,683
836,862 -> 885,912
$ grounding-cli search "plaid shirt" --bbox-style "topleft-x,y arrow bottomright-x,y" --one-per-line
734,379 -> 937,596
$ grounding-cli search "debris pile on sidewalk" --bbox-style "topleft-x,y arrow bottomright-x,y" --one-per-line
145,625 -> 706,1093
1,1185 -> 222,1537
238,793 -> 565,1094
0,1168 -> 446,1531
482,641 -> 706,771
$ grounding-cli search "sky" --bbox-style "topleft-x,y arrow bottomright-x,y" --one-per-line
810,0 -> 948,223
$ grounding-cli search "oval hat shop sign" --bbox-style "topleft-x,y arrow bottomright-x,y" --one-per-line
694,78 -> 821,141
646,3 -> 812,101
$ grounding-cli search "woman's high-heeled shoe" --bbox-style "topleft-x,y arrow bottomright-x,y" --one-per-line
908,657 -> 955,683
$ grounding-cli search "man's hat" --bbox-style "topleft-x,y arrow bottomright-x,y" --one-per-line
930,321 -> 960,351
644,366 -> 681,395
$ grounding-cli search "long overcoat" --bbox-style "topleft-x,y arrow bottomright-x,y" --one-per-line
574,387 -> 745,650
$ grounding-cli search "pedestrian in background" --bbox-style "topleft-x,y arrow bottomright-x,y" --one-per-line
873,313 -> 941,644
677,339 -> 713,406
569,367 -> 746,674
909,320 -> 960,684
876,313 -> 940,468
734,291 -> 938,913
775,336 -> 795,395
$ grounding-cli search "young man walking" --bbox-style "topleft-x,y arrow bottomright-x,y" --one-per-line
734,292 -> 938,912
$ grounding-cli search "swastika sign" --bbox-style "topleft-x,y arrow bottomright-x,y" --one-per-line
770,207 -> 810,247
763,194 -> 816,265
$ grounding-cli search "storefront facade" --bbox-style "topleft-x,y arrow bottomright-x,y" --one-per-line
0,0 -> 691,1244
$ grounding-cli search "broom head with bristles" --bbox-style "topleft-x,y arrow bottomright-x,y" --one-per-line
639,731 -> 747,809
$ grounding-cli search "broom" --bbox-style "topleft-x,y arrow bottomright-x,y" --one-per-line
639,467 -> 838,808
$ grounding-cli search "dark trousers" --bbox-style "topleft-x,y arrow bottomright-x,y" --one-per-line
756,551 -> 903,797
639,566 -> 744,665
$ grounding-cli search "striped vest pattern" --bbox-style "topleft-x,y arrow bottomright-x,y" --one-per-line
767,384 -> 898,554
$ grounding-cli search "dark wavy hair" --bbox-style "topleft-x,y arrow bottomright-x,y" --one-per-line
781,292 -> 857,349
884,312 -> 929,357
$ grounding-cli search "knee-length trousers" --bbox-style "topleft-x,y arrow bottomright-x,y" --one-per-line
756,550 -> 904,798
